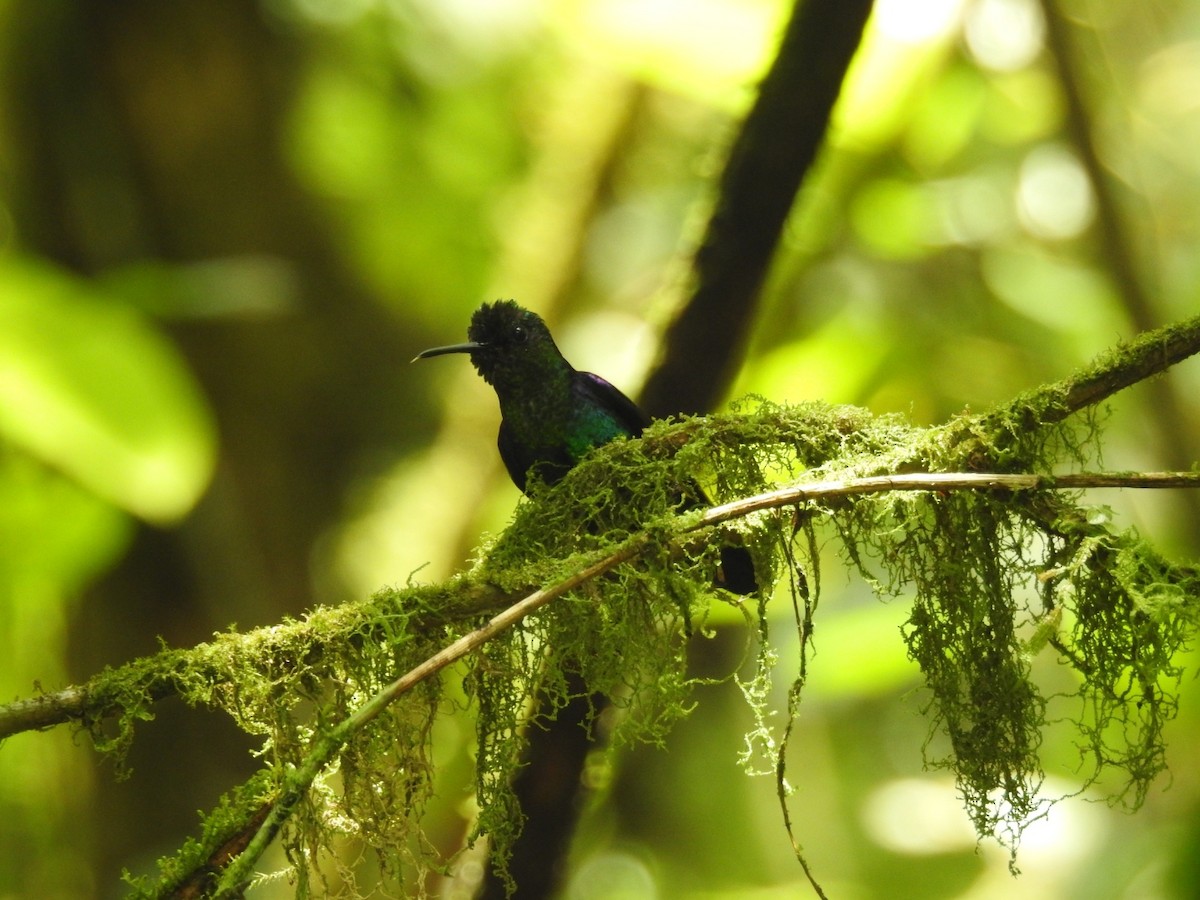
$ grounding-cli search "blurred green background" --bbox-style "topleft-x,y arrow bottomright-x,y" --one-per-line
1,0 -> 1198,897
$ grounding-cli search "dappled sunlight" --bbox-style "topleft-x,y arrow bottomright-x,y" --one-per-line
862,776 -> 1110,893
551,0 -> 786,107
964,0 -> 1045,73
874,0 -> 966,45
1015,143 -> 1095,239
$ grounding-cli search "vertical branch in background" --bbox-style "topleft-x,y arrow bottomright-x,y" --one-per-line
1039,0 -> 1199,519
1039,0 -> 1154,330
641,0 -> 877,418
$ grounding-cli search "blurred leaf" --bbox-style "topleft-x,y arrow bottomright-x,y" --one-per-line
0,454 -> 131,897
286,62 -> 521,321
0,259 -> 216,522
902,63 -> 987,171
851,177 -> 940,259
738,308 -> 891,405
980,68 -> 1062,145
833,14 -> 959,150
981,245 -> 1124,338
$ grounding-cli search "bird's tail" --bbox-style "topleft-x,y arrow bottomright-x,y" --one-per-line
717,543 -> 758,595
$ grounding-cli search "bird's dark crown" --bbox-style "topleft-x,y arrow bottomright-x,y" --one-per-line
461,301 -> 562,385
413,300 -> 572,391
467,299 -> 550,349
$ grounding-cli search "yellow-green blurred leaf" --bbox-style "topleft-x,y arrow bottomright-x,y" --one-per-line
0,260 -> 216,522
738,307 -> 891,405
851,177 -> 940,258
0,453 -> 132,592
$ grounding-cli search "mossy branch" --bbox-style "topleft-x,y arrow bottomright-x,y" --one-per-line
0,579 -> 510,745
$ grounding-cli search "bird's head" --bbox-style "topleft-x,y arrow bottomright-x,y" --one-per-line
413,300 -> 567,390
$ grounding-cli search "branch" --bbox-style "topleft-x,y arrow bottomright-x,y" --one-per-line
700,471 -> 1200,524
1057,316 -> 1200,418
641,0 -> 876,417
213,545 -> 645,894
200,468 -> 1200,891
0,311 -> 1186,893
0,685 -> 92,739
931,312 -> 1200,462
0,582 -> 510,744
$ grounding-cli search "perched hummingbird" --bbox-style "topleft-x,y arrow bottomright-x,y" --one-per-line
415,300 -> 757,594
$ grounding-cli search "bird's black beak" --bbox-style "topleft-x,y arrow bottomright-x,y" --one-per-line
411,341 -> 486,363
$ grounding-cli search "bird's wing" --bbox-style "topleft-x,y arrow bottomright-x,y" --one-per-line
578,372 -> 757,593
575,371 -> 651,436
499,373 -> 648,493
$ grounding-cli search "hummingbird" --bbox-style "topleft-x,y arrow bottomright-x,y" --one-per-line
414,300 -> 757,594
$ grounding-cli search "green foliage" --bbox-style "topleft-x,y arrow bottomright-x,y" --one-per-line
0,259 -> 216,523
83,385 -> 1198,895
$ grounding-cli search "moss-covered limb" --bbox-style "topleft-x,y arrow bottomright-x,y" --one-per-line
928,311 -> 1200,470
0,406 -> 1191,758
141,524 -> 687,896
639,314 -> 1200,487
212,540 -> 647,896
1027,311 -> 1200,420
123,771 -> 277,899
0,685 -> 92,739
14,306 -> 1190,744
5,313 -> 1199,894
0,577 -> 510,745
0,435 -> 1033,749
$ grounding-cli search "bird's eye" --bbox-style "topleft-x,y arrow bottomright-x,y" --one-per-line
512,325 -> 527,344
